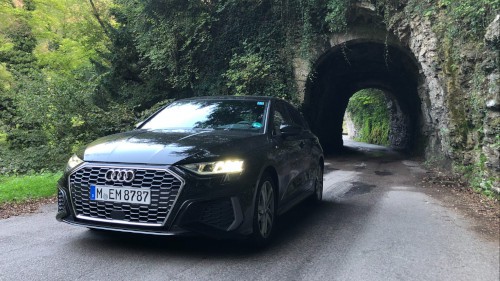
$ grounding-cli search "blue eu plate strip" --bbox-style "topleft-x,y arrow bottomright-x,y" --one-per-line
90,185 -> 96,200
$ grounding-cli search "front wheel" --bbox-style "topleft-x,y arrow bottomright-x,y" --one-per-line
311,165 -> 323,203
251,175 -> 276,246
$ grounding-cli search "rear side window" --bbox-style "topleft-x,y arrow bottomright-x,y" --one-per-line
271,102 -> 293,135
285,103 -> 309,129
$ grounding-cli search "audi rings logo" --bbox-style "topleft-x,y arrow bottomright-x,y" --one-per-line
105,169 -> 135,183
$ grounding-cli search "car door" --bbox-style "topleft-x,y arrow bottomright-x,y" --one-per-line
270,101 -> 306,206
283,102 -> 317,194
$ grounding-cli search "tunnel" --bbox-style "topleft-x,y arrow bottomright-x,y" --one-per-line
303,39 -> 424,155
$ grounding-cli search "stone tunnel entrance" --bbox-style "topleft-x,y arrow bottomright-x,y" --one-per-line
303,40 -> 424,155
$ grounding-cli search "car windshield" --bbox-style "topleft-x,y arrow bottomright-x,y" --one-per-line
141,99 -> 268,133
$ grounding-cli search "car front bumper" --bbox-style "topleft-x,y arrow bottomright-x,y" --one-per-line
56,163 -> 258,238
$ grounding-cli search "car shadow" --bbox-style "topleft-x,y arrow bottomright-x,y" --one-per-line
68,196 -> 372,260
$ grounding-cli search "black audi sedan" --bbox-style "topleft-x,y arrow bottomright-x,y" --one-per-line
56,96 -> 324,244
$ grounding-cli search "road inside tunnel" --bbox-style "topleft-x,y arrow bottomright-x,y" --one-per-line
303,40 -> 424,156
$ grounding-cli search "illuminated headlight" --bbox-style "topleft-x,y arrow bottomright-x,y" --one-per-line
66,154 -> 84,172
182,160 -> 244,175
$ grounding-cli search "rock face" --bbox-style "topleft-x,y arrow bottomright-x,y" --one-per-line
485,14 -> 499,48
387,98 -> 408,149
387,11 -> 499,191
344,112 -> 357,139
405,15 -> 452,161
295,4 -> 499,192
482,15 -> 500,193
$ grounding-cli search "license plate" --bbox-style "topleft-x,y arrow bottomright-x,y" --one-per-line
90,185 -> 151,205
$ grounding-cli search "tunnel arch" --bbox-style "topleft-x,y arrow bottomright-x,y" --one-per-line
302,39 -> 424,155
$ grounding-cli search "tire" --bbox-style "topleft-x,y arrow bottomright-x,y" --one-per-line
311,164 -> 323,203
251,174 -> 276,246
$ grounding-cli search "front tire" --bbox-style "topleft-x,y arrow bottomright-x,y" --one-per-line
251,174 -> 276,246
311,165 -> 323,203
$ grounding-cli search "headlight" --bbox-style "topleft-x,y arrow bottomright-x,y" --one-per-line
182,160 -> 244,175
66,154 -> 84,172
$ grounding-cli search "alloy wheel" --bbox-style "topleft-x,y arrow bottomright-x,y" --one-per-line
257,181 -> 275,238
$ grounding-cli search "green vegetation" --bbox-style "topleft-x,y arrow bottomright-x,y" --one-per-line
454,154 -> 500,200
345,89 -> 390,146
420,0 -> 499,197
0,0 -> 497,197
0,0 -> 333,175
325,0 -> 350,33
375,0 -> 499,197
407,0 -> 499,39
0,0 -> 132,174
0,173 -> 61,203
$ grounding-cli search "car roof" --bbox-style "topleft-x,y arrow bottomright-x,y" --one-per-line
180,95 -> 279,102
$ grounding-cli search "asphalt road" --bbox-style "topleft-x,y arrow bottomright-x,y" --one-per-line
1,139 -> 498,281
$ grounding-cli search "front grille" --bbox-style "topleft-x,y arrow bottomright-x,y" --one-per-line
69,166 -> 182,226
182,199 -> 235,230
199,199 -> 235,230
57,190 -> 65,212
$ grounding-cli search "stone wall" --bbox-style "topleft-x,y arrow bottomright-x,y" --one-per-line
387,8 -> 499,192
482,15 -> 500,193
294,1 -> 499,192
391,14 -> 451,160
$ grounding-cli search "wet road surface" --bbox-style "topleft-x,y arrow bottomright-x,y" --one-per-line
1,139 -> 498,281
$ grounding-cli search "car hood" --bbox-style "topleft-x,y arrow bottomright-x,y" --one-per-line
82,130 -> 266,165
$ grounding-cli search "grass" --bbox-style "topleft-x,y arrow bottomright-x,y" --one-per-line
0,173 -> 62,204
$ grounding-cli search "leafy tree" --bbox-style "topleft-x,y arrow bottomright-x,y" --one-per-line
0,0 -> 131,174
97,0 -> 310,108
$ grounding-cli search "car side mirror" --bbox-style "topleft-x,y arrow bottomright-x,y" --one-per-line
280,124 -> 302,137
